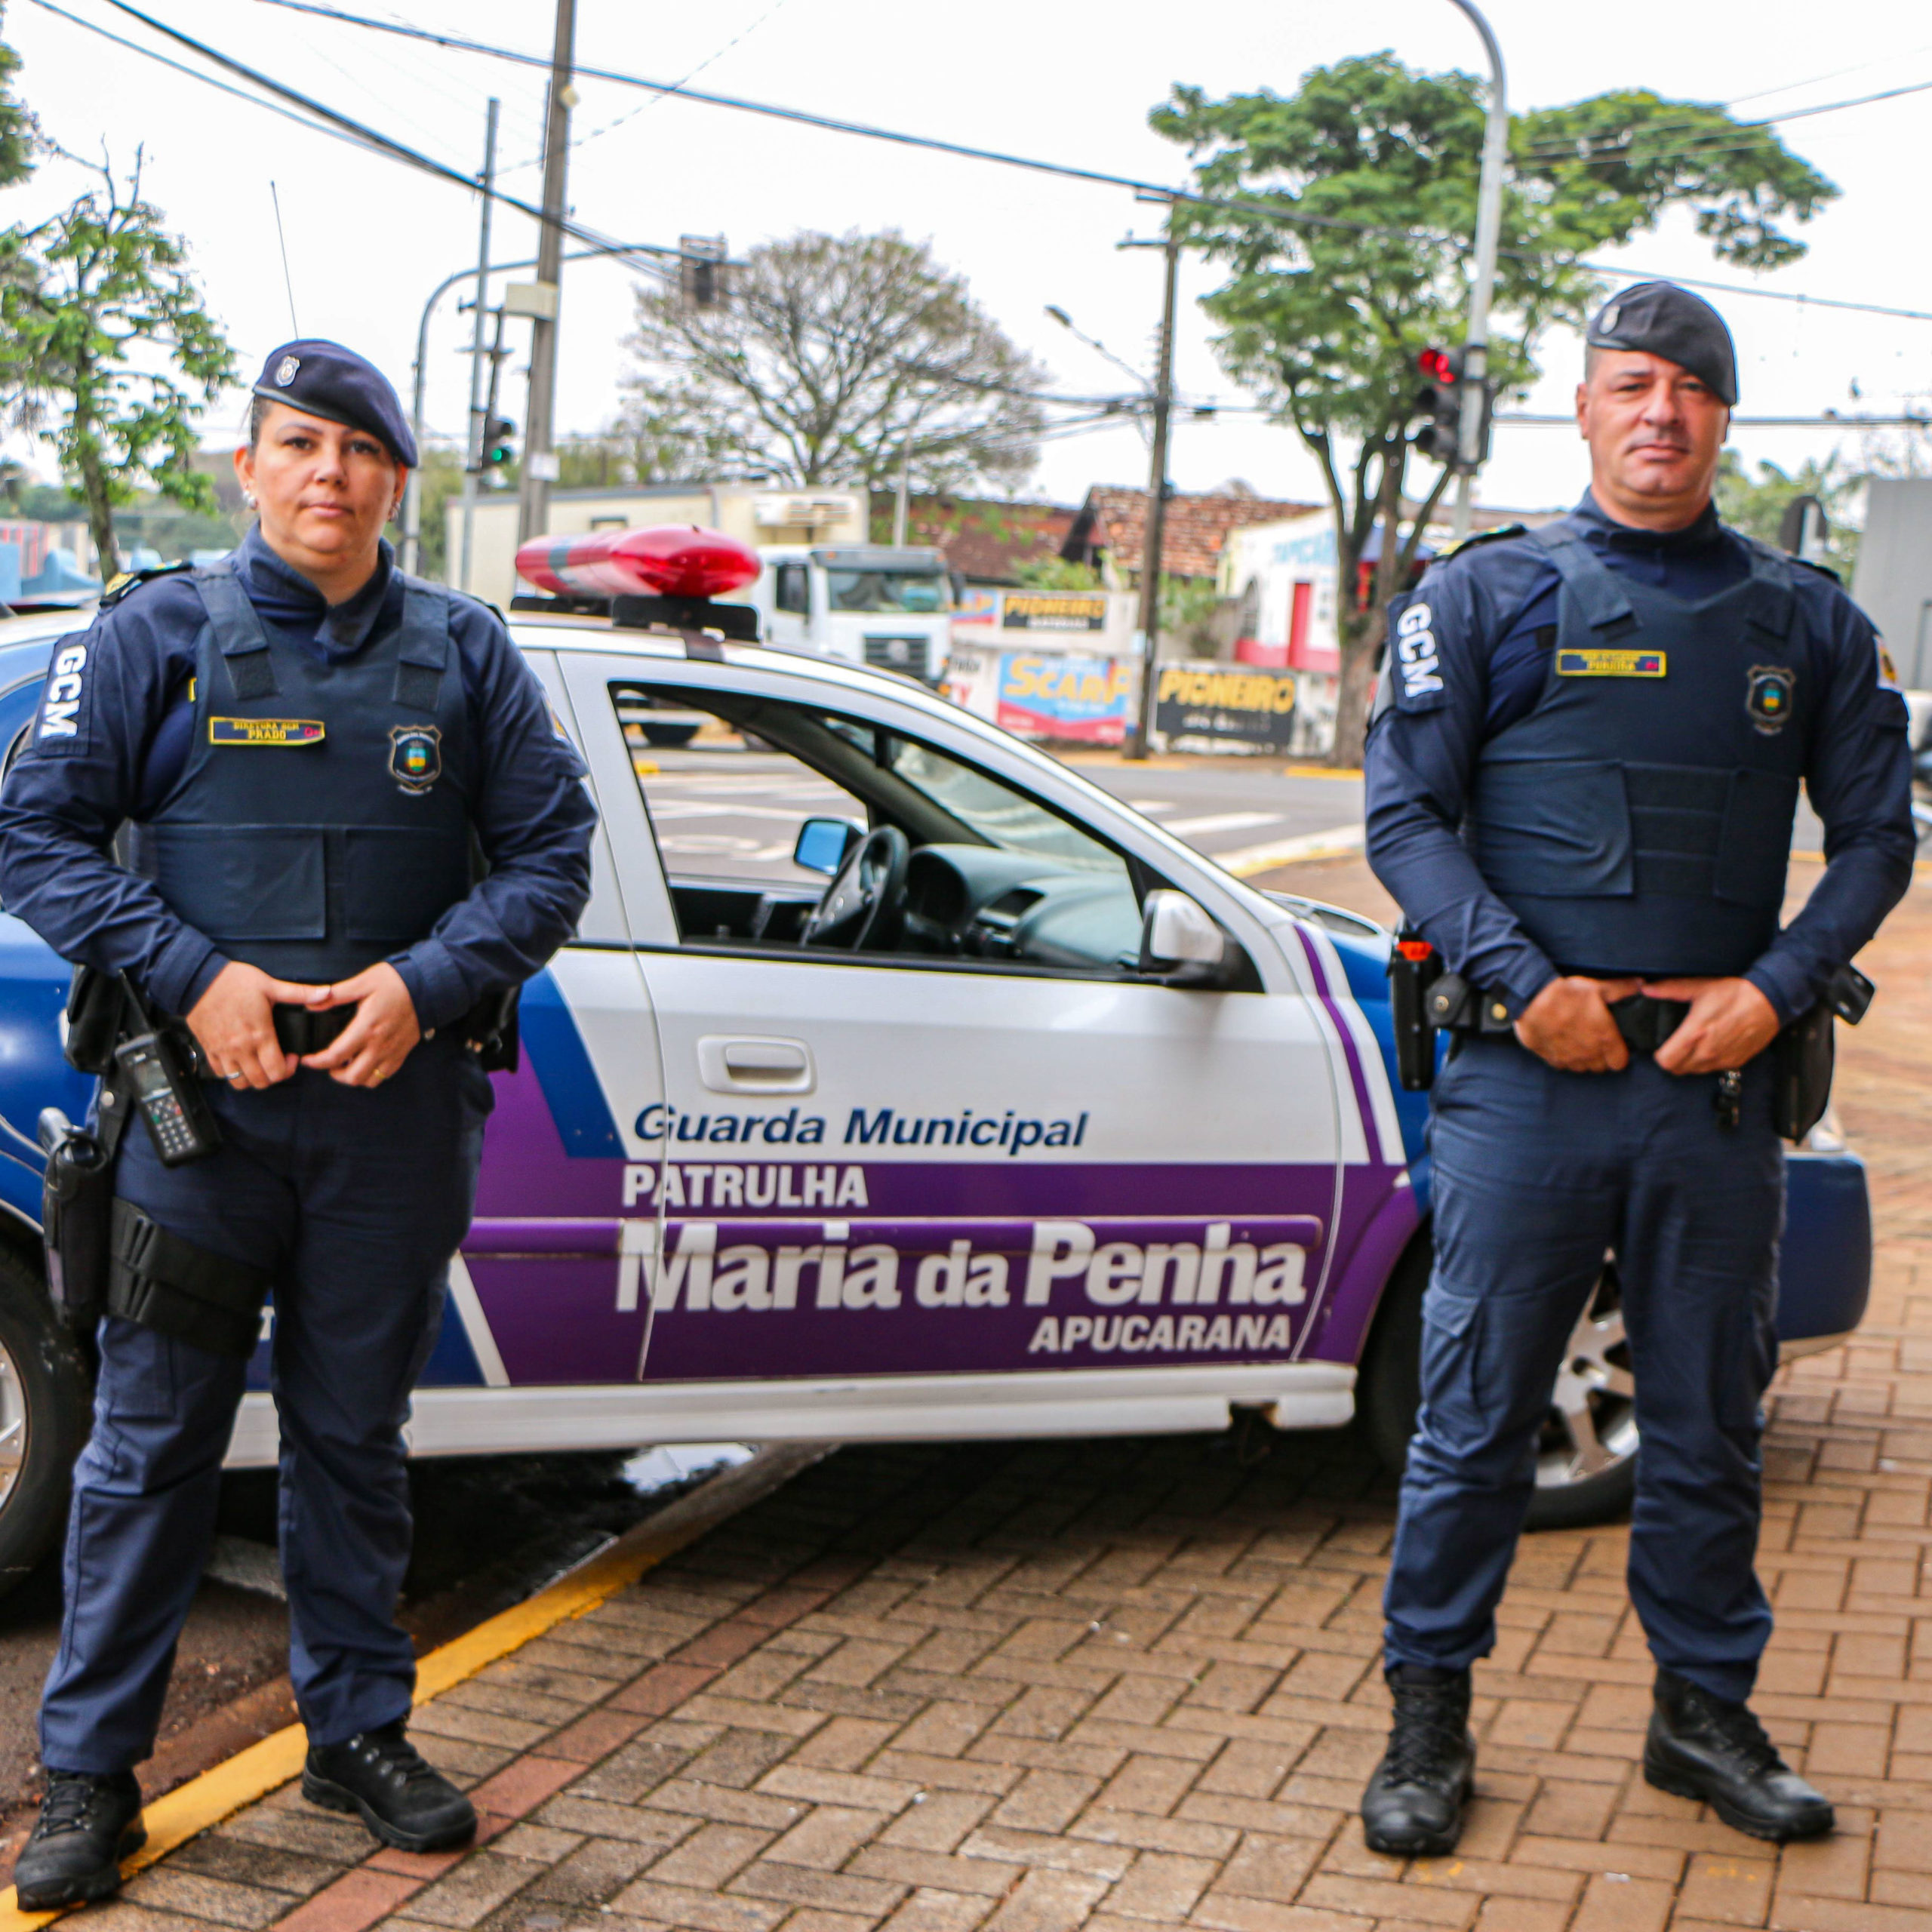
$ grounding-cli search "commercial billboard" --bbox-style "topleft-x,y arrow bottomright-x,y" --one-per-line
1153,665 -> 1299,753
945,645 -> 1137,746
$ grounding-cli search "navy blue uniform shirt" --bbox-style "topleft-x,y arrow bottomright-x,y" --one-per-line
0,527 -> 598,1030
1364,491 -> 1915,1023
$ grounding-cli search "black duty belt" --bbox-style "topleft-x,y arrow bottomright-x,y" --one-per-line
1428,978 -> 1691,1056
272,1003 -> 357,1057
1605,994 -> 1690,1057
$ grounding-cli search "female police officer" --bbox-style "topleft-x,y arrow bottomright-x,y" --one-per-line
0,340 -> 596,1907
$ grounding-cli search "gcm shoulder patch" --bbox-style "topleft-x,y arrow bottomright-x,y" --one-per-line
1746,664 -> 1796,734
389,724 -> 442,792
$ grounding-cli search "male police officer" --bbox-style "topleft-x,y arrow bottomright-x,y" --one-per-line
0,341 -> 597,1907
1360,284 -> 1915,1856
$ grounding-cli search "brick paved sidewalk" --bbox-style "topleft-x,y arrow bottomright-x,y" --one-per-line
63,884 -> 1932,1932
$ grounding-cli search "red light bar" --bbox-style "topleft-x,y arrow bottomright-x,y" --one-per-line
1417,348 -> 1458,385
515,523 -> 761,601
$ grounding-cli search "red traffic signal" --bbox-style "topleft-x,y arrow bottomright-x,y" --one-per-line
1417,347 -> 1460,385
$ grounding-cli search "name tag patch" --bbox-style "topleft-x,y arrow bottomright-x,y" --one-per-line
210,717 -> 326,746
1555,648 -> 1666,678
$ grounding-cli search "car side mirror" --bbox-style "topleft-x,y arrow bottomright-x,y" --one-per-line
794,817 -> 863,876
1139,889 -> 1230,983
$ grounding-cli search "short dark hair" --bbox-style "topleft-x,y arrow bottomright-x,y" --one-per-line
248,393 -> 268,450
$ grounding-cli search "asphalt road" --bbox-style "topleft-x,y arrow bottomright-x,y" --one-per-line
634,737 -> 1832,889
635,740 -> 1367,890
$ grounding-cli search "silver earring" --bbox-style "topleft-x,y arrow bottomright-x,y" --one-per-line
243,490 -> 257,509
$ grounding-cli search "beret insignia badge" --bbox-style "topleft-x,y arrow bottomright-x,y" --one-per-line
274,355 -> 300,387
389,724 -> 441,792
1746,664 -> 1795,734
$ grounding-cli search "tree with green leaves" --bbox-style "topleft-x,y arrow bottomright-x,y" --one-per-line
0,150 -> 235,577
1715,451 -> 1859,577
1152,57 -> 1835,759
623,229 -> 1045,494
0,24 -> 37,193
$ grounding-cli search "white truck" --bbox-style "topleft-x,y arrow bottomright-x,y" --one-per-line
730,543 -> 955,683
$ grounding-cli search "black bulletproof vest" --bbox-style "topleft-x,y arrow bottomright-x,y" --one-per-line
134,560 -> 474,986
1466,521 -> 1810,977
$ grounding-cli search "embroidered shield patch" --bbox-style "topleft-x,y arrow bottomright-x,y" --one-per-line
1746,665 -> 1796,735
389,724 -> 441,792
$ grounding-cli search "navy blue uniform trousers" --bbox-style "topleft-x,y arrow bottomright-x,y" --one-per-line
1383,1036 -> 1783,1704
39,1036 -> 491,1774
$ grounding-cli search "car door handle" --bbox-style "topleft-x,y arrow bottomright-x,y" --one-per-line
697,1035 -> 817,1094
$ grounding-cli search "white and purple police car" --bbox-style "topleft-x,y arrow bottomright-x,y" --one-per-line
0,529 -> 1873,1594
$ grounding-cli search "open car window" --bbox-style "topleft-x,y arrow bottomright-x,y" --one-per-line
608,681 -> 1143,973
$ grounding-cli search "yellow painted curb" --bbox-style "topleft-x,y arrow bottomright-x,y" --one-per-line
0,1444 -> 824,1930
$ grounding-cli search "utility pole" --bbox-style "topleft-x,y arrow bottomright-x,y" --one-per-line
1126,211 -> 1180,761
891,414 -> 921,547
518,0 -> 577,543
456,97 -> 499,595
1446,0 -> 1507,541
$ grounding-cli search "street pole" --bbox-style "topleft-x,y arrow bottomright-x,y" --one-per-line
518,0 -> 577,543
1447,0 -> 1506,541
1128,213 -> 1180,761
457,97 -> 499,595
406,240 -> 657,578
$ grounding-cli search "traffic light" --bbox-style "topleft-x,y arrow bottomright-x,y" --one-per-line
678,234 -> 729,310
1412,347 -> 1466,465
485,416 -> 516,472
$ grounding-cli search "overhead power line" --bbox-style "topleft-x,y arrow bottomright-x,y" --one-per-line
28,0 -> 403,162
1517,75 -> 1932,165
62,0 -> 698,291
240,0 -> 1932,328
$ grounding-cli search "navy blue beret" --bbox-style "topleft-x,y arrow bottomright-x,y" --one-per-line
252,338 -> 418,468
1586,281 -> 1737,407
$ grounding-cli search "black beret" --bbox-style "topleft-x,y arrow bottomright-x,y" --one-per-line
252,338 -> 418,468
1586,281 -> 1737,408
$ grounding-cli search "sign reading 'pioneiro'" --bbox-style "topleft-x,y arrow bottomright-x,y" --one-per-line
1154,665 -> 1298,752
1000,592 -> 1108,632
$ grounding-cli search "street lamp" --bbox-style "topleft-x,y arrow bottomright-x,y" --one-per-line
402,240 -> 681,577
1444,0 -> 1508,541
1048,212 -> 1180,763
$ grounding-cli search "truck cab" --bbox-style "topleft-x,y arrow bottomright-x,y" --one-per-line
737,544 -> 954,684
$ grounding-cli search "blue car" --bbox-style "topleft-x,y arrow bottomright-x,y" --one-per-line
0,600 -> 1873,1595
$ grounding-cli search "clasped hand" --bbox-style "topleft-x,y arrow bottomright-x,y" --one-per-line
185,960 -> 422,1090
1513,974 -> 1779,1076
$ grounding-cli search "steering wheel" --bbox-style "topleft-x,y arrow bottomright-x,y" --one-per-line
801,825 -> 910,950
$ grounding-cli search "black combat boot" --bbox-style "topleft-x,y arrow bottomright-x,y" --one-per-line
1644,1669 -> 1834,1842
1361,1665 -> 1475,1857
303,1720 -> 477,1853
12,1770 -> 145,1909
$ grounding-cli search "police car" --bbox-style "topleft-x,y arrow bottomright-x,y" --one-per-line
0,528 -> 1874,1595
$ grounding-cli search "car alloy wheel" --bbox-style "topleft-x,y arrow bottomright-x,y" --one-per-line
0,1243 -> 94,1598
0,1330 -> 23,1513
1358,1239 -> 1640,1530
1529,1270 -> 1640,1527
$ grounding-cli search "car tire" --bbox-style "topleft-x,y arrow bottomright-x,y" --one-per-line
0,1242 -> 93,1597
1358,1235 -> 1638,1531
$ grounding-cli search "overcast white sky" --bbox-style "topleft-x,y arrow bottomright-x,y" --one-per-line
5,0 -> 1930,520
